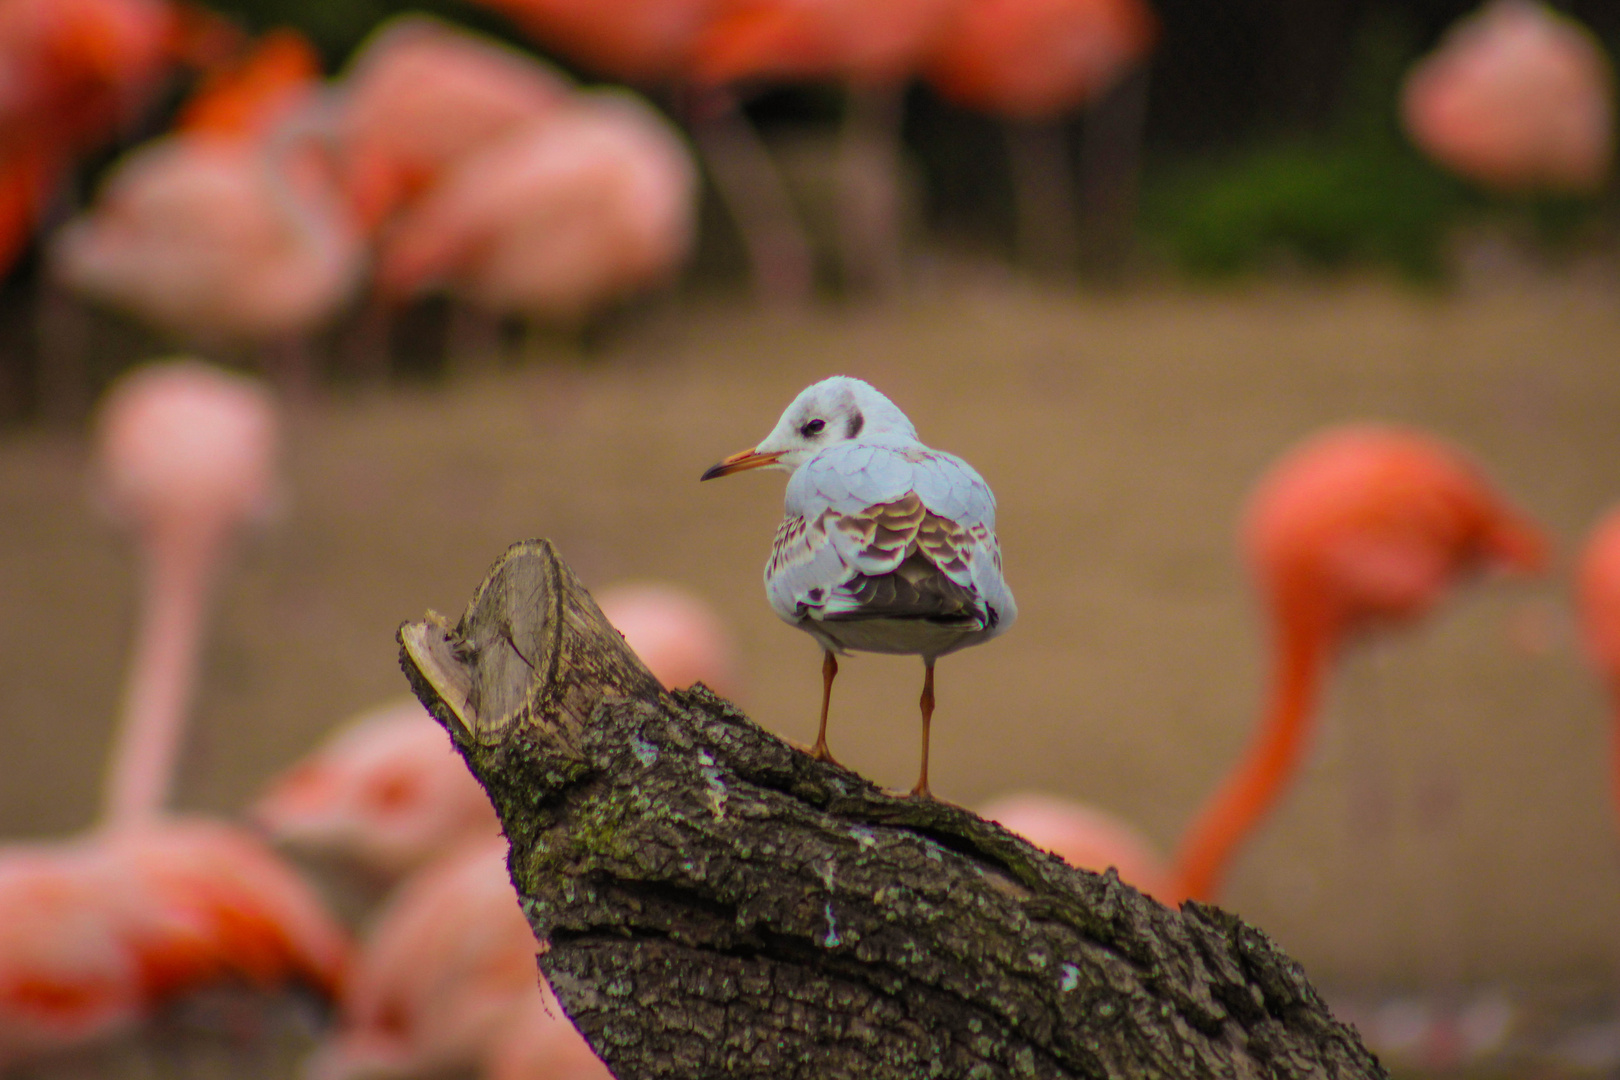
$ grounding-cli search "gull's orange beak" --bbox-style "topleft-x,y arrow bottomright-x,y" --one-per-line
701,447 -> 782,481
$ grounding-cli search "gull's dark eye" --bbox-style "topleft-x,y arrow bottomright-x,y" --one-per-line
799,418 -> 825,437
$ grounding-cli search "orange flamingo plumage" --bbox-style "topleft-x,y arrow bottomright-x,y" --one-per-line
692,0 -> 959,87
174,27 -> 321,142
0,0 -> 239,276
693,0 -> 964,291
925,0 -> 1156,119
464,0 -> 721,83
1169,424 -> 1547,902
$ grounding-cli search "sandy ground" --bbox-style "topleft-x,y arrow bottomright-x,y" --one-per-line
5,269 -> 1620,1010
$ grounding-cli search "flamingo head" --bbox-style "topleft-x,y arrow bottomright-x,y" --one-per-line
1244,425 -> 1547,642
91,359 -> 283,548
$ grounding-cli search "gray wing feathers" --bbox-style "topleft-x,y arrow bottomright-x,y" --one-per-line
765,514 -> 846,623
768,444 -> 1012,635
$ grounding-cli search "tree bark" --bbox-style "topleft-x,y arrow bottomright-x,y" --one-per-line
398,539 -> 1386,1080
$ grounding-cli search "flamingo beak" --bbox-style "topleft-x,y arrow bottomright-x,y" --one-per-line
700,447 -> 781,481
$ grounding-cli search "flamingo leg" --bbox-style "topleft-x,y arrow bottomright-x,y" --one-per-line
811,650 -> 839,764
837,84 -> 905,294
688,88 -> 814,310
910,660 -> 935,798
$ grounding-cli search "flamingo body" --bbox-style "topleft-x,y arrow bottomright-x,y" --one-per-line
377,90 -> 697,322
980,793 -> 1168,900
926,0 -> 1158,119
0,0 -> 181,275
337,15 -> 573,230
694,0 -> 961,86
1402,0 -> 1614,194
0,0 -> 176,151
50,134 -> 365,347
0,820 -> 350,1064
1578,508 -> 1620,678
0,842 -> 142,1062
596,582 -> 738,696
308,840 -> 548,1080
466,0 -> 721,82
486,990 -> 613,1080
252,699 -> 500,879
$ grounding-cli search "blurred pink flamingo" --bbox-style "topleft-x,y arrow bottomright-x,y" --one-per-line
0,361 -> 351,1066
375,89 -> 697,327
308,839 -> 606,1080
978,792 -> 1169,900
484,988 -> 614,1080
468,0 -> 717,82
925,0 -> 1159,274
47,40 -> 364,392
333,15 -> 573,235
253,699 -> 502,881
461,0 -> 816,307
1402,0 -> 1614,194
1169,425 -> 1546,902
595,581 -> 739,697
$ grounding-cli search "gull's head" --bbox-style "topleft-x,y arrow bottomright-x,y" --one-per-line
701,376 -> 916,480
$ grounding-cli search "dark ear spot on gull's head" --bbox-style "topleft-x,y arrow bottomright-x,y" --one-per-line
846,411 -> 864,440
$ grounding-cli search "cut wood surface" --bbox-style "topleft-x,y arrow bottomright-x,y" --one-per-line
399,538 -> 1387,1080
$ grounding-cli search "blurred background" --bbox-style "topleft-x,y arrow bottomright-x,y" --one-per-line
2,0 -> 1620,1076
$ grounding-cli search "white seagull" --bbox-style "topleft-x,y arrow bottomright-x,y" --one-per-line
701,376 -> 1016,797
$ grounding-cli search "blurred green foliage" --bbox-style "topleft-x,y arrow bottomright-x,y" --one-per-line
1142,139 -> 1469,281
1139,14 -> 1611,281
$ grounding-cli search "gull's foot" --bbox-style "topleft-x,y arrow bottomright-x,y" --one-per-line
810,739 -> 841,767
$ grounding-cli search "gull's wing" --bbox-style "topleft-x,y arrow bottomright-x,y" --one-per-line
765,445 -> 1014,635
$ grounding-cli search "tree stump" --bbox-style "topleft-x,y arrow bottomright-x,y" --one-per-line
399,539 -> 1386,1080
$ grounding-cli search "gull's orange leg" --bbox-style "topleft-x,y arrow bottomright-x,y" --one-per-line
910,660 -> 936,798
811,650 -> 840,764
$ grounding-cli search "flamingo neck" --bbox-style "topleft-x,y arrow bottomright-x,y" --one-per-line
1169,609 -> 1334,903
261,95 -> 356,260
101,520 -> 225,826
